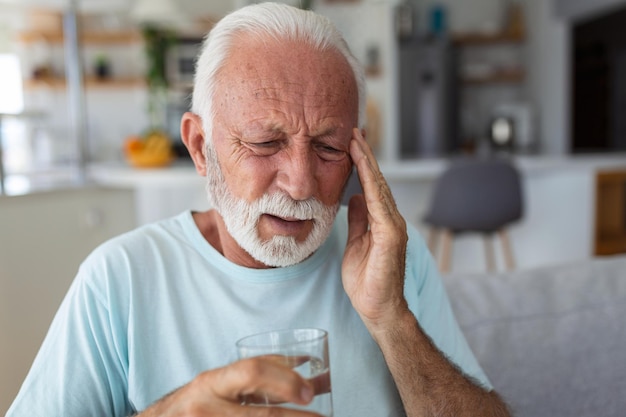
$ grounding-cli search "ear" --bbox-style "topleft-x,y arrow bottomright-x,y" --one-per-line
181,112 -> 207,176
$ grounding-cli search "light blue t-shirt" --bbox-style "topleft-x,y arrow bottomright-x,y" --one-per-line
7,208 -> 490,417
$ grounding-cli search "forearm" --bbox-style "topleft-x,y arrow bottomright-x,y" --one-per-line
372,310 -> 511,417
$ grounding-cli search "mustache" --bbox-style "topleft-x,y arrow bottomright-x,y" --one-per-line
255,192 -> 326,221
222,191 -> 333,229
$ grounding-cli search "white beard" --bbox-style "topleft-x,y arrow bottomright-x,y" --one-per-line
204,141 -> 339,267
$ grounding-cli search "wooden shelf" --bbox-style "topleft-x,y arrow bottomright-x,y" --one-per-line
462,68 -> 525,85
24,76 -> 145,90
17,30 -> 142,44
452,31 -> 524,46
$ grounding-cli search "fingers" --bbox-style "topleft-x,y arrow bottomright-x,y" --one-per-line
347,194 -> 368,244
141,357 -> 324,417
349,128 -> 400,221
213,357 -> 314,406
350,128 -> 377,167
308,368 -> 331,396
349,128 -> 379,195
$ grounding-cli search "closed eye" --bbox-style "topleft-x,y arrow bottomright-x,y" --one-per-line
314,143 -> 348,161
247,140 -> 284,155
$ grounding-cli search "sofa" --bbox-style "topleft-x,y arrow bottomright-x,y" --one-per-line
442,256 -> 626,417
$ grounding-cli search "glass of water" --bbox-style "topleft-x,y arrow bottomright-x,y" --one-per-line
236,328 -> 332,416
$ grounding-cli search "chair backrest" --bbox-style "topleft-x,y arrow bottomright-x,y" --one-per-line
423,158 -> 523,233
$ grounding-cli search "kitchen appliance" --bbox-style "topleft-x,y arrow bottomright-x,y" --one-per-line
398,38 -> 459,158
491,103 -> 536,153
487,115 -> 515,151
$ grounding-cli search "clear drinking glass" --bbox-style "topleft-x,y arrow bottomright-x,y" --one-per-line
236,328 -> 333,416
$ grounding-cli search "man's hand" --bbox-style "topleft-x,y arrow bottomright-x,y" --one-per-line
342,129 -> 511,417
342,128 -> 410,335
138,356 -> 321,416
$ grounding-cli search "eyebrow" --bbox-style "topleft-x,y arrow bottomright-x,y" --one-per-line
312,127 -> 340,140
240,121 -> 342,140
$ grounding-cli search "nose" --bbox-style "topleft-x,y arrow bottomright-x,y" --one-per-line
276,148 -> 317,201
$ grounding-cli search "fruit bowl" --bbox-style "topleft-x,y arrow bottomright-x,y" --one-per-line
126,151 -> 175,168
124,131 -> 175,168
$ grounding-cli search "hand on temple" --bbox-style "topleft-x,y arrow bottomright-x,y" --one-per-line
343,128 -> 410,335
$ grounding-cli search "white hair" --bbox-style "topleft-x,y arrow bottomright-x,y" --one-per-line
190,2 -> 366,145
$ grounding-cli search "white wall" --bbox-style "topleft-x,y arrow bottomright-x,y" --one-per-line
526,0 -> 570,155
553,0 -> 626,20
314,1 -> 399,162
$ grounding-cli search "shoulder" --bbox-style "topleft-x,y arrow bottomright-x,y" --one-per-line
77,212 -> 193,293
91,212 -> 191,257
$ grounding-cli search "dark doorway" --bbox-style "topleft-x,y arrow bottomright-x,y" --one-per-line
572,6 -> 626,152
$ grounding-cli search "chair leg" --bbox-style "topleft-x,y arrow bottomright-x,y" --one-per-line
499,229 -> 516,270
440,229 -> 453,273
484,234 -> 496,273
427,228 -> 439,257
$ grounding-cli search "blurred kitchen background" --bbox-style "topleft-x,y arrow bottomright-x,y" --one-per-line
2,0 -> 626,413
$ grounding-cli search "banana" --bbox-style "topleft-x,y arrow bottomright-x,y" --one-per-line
124,130 -> 174,168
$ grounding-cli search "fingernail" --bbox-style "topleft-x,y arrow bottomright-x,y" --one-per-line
301,385 -> 313,402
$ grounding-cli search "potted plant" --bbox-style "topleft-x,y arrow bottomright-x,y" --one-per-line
122,25 -> 176,167
141,24 -> 176,132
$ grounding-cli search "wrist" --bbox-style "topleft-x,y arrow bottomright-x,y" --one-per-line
366,305 -> 416,345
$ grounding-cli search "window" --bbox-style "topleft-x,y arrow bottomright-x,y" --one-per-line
0,53 -> 23,114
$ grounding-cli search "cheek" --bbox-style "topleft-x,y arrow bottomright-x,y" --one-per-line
317,162 -> 353,204
224,157 -> 278,202
210,136 -> 271,202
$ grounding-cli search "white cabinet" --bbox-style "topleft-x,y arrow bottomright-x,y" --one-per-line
0,186 -> 135,414
89,164 -> 209,225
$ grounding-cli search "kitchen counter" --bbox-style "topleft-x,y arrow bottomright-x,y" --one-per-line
0,161 -> 202,198
379,153 -> 626,181
88,160 -> 203,187
92,153 -> 626,184
4,153 -> 626,197
0,166 -> 90,197
1,152 -> 624,205
88,161 -> 208,225
3,154 -> 626,273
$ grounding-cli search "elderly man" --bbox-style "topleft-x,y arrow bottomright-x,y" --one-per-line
8,3 -> 509,417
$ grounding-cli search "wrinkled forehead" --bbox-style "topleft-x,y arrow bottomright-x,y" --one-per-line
214,35 -> 358,113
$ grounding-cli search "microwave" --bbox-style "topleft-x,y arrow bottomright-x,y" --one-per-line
166,36 -> 203,87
